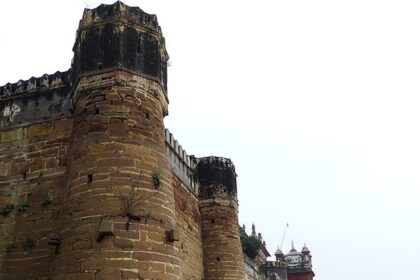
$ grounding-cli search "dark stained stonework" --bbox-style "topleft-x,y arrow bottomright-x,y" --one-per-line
0,71 -> 72,128
72,1 -> 168,93
0,2 -> 314,279
0,2 -> 245,279
196,156 -> 238,202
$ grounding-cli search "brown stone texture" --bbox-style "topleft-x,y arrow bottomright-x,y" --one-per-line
200,198 -> 245,280
52,70 -> 180,280
0,118 -> 72,279
0,2 -> 252,279
172,175 -> 204,279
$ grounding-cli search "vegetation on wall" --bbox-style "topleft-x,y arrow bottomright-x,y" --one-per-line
17,202 -> 29,213
152,170 -> 162,189
240,233 -> 260,260
114,172 -> 159,230
1,203 -> 14,217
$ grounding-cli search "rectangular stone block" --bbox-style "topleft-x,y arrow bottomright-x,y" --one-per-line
28,123 -> 53,138
1,128 -> 20,143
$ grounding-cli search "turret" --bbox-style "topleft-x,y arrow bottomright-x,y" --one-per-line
196,156 -> 245,279
275,247 -> 285,262
72,1 -> 169,93
302,244 -> 313,269
53,2 -> 180,279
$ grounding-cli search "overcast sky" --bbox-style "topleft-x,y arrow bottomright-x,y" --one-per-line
1,1 -> 420,279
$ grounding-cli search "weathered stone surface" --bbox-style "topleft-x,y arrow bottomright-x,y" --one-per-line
0,2 -> 252,280
197,157 -> 245,280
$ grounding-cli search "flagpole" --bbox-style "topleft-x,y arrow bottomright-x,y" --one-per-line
280,223 -> 289,250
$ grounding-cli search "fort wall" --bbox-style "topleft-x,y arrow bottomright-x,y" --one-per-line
165,129 -> 198,194
0,2 -> 249,279
0,71 -> 72,129
197,157 -> 245,280
0,118 -> 72,279
172,175 -> 204,279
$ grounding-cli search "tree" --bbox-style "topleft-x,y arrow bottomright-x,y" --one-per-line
240,233 -> 260,260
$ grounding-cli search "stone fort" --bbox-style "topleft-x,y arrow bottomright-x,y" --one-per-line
0,2 -> 314,279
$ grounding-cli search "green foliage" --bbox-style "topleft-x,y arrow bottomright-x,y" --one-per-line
17,202 -> 29,213
240,233 -> 260,260
152,171 -> 162,189
1,203 -> 14,217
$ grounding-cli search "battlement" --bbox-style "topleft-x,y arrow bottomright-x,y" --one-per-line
0,71 -> 72,129
0,2 -> 249,280
0,71 -> 71,100
165,129 -> 198,194
72,1 -> 169,93
79,1 -> 164,38
261,261 -> 288,268
197,156 -> 236,175
196,156 -> 238,201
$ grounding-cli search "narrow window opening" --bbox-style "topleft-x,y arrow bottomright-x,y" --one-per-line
211,219 -> 215,224
22,173 -> 27,180
87,174 -> 93,184
145,113 -> 150,120
95,108 -> 100,115
98,30 -> 104,69
137,38 -> 141,53
216,257 -> 220,262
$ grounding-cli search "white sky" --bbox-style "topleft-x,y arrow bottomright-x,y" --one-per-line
1,1 -> 420,279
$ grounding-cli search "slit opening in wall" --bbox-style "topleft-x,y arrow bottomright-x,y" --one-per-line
87,174 -> 93,184
216,257 -> 220,262
145,113 -> 150,120
211,219 -> 215,224
95,107 -> 100,115
98,30 -> 104,69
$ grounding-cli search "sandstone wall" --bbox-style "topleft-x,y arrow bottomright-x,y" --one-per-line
197,157 -> 245,280
0,2 -> 249,279
0,118 -> 72,279
52,70 -> 180,280
172,175 -> 204,280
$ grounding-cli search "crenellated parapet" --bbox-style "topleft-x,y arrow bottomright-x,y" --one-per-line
0,71 -> 72,129
77,1 -> 166,40
72,1 -> 169,94
165,129 -> 198,194
196,156 -> 238,202
197,156 -> 236,174
0,71 -> 71,100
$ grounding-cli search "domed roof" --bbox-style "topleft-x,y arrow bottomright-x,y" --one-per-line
302,244 -> 310,254
275,247 -> 283,256
284,242 -> 304,268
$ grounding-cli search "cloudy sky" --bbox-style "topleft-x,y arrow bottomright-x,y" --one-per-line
1,1 -> 420,279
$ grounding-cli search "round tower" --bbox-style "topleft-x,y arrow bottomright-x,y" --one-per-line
196,157 -> 245,280
54,2 -> 180,279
